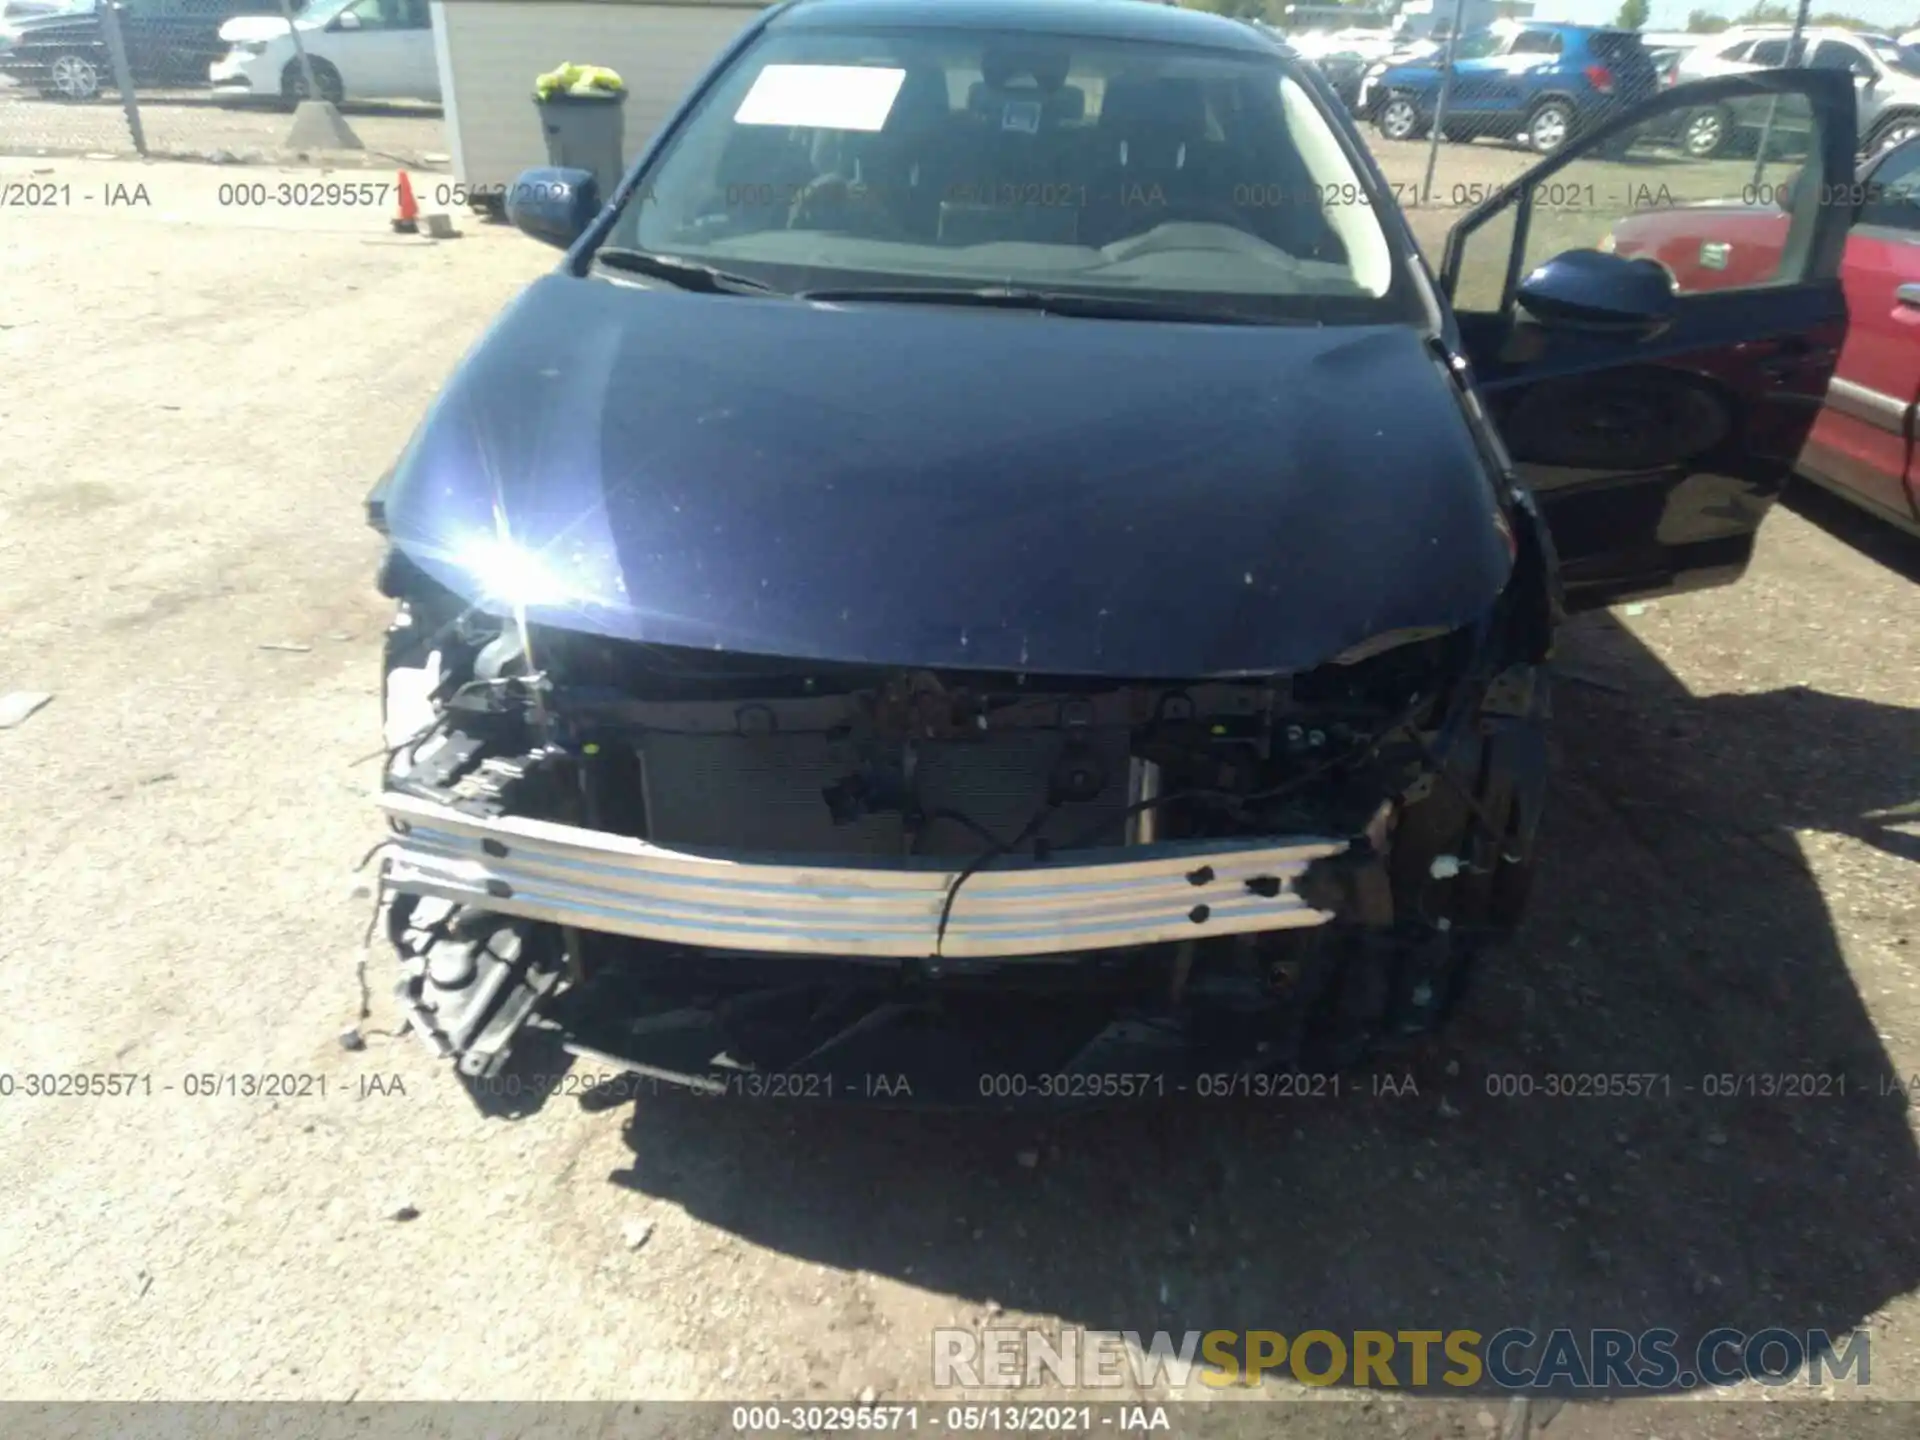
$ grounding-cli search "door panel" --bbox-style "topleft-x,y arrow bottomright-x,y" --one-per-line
1440,71 -> 1858,611
322,2 -> 385,97
1488,30 -> 1563,119
1797,141 -> 1920,525
394,0 -> 435,100
327,0 -> 417,97
1428,31 -> 1507,119
1447,58 -> 1513,118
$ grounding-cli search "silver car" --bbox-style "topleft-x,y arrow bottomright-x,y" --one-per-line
1674,25 -> 1920,156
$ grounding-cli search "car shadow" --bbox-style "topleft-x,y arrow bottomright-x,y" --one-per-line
1785,476 -> 1920,584
595,611 -> 1920,1398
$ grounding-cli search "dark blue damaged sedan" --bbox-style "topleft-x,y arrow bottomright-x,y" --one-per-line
363,0 -> 1859,1106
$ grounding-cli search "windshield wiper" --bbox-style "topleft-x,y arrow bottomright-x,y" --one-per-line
591,248 -> 782,295
794,286 -> 1295,325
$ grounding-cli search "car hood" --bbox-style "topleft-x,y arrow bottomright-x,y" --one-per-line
220,16 -> 302,41
379,273 -> 1512,678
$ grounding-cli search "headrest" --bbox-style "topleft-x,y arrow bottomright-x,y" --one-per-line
981,43 -> 1070,93
967,81 -> 1085,127
1098,75 -> 1207,143
882,67 -> 950,132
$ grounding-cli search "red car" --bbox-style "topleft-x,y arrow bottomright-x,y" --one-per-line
1606,137 -> 1920,538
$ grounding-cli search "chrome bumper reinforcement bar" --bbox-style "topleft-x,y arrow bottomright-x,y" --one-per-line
379,793 -> 1346,960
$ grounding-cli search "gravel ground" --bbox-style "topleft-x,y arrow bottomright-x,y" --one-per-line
0,155 -> 1917,1437
0,79 -> 447,167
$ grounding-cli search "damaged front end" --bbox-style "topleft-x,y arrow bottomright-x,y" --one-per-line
370,544 -> 1550,1107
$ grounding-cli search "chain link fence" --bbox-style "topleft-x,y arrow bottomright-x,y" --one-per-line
0,0 -> 445,166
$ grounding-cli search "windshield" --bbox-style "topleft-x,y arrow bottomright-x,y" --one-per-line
1447,30 -> 1504,60
1868,40 -> 1920,77
299,0 -> 356,25
603,23 -> 1406,323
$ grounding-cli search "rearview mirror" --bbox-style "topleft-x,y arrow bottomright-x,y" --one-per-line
1515,249 -> 1675,336
506,165 -> 600,249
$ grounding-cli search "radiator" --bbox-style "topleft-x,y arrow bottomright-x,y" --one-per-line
635,728 -> 1133,857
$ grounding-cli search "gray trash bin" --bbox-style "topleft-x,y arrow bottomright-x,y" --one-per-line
535,91 -> 627,199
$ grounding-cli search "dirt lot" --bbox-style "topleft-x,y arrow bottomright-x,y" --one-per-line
1,153 -> 1917,1439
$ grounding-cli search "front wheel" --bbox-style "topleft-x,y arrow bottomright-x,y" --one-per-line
280,58 -> 345,108
1681,105 -> 1733,159
40,50 -> 102,101
1523,99 -> 1575,155
1869,114 -> 1920,156
1375,94 -> 1425,143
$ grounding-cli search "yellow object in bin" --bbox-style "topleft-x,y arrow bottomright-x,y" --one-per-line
534,63 -> 627,101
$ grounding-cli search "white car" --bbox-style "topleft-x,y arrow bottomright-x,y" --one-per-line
211,0 -> 438,107
1673,24 -> 1920,155
1321,28 -> 1404,64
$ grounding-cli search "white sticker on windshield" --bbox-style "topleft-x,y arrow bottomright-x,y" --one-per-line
734,64 -> 908,132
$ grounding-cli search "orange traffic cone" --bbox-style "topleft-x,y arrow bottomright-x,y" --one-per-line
391,170 -> 419,234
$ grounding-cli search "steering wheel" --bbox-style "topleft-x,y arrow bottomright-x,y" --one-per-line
785,172 -> 911,241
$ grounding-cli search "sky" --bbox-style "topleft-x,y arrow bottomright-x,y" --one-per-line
1535,0 -> 1919,29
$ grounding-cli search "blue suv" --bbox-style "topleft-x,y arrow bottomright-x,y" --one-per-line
1368,22 -> 1661,154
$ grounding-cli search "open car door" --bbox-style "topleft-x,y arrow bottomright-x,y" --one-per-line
1439,70 -> 1858,611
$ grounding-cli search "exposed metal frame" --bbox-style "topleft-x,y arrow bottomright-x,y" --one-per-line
381,792 -> 1345,960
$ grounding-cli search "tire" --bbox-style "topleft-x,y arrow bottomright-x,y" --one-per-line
1869,114 -> 1920,156
1375,93 -> 1425,143
1297,929 -> 1483,1073
1681,105 -> 1733,160
40,50 -> 102,102
1523,98 -> 1575,156
280,58 -> 344,108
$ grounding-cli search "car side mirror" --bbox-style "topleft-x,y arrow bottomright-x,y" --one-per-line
1775,167 -> 1800,211
507,165 -> 600,249
1515,249 -> 1675,336
331,11 -> 359,29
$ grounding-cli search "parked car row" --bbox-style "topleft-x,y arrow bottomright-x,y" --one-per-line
1258,20 -> 1407,116
1670,25 -> 1920,158
212,0 -> 437,105
0,0 -> 436,104
1359,21 -> 1662,155
1326,19 -> 1920,163
0,0 -> 283,100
